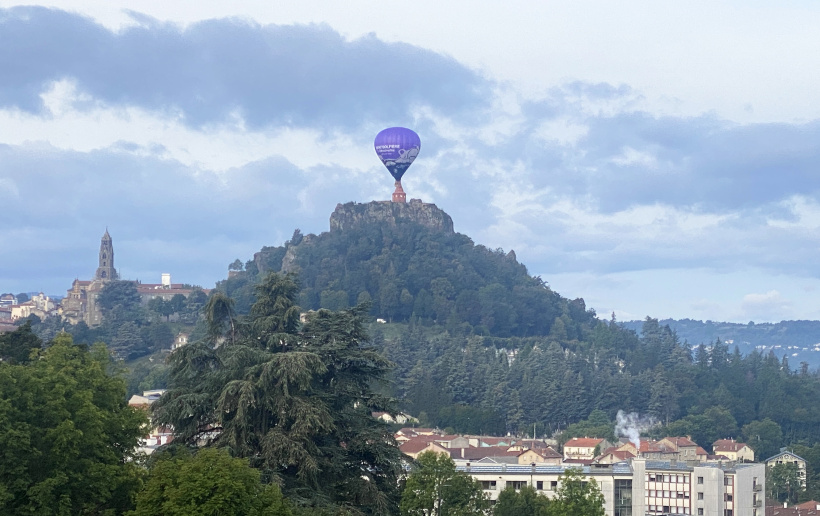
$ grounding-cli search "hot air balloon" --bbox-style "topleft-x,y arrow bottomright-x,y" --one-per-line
374,127 -> 421,203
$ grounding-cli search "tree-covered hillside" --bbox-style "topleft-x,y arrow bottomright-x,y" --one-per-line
622,318 -> 820,369
220,201 -> 597,339
212,202 -> 820,464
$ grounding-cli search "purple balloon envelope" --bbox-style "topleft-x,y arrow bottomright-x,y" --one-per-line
374,127 -> 421,181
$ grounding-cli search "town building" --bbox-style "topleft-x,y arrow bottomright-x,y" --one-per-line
766,500 -> 820,516
60,229 -> 119,325
713,439 -> 755,463
564,437 -> 609,461
765,450 -> 808,488
59,230 -> 197,326
458,458 -> 765,516
128,389 -> 174,455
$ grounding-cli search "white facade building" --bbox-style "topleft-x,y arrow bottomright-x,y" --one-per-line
458,459 -> 765,516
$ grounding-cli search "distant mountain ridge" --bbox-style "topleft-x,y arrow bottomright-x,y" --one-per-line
621,318 -> 820,368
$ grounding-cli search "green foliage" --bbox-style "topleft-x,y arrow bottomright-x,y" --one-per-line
559,410 -> 615,445
0,333 -> 147,514
97,280 -> 142,314
742,418 -> 783,461
130,448 -> 291,516
0,320 -> 41,363
153,273 -> 403,515
220,219 -> 591,338
546,468 -> 605,516
400,451 -> 488,516
493,485 -> 549,516
662,407 -> 738,451
768,462 -> 802,504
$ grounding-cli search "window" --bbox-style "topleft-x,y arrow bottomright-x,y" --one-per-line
536,481 -> 543,490
511,481 -> 527,490
550,481 -> 558,490
698,492 -> 704,500
480,481 -> 496,490
697,476 -> 704,484
698,510 -> 704,515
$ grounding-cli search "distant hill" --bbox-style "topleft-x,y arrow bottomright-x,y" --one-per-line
621,318 -> 820,369
219,199 -> 597,338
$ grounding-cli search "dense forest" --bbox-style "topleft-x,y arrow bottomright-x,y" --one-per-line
622,318 -> 820,369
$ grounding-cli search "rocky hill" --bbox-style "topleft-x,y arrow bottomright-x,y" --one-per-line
222,200 -> 594,338
329,199 -> 454,234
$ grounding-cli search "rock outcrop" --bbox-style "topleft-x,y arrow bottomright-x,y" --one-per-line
259,199 -> 455,275
329,199 -> 454,234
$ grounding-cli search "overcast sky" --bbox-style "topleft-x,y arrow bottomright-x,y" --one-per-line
2,1 -> 819,323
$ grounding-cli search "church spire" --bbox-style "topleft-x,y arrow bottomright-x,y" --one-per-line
95,229 -> 118,281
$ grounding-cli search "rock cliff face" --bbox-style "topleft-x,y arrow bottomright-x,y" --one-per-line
329,199 -> 454,234
261,199 -> 456,275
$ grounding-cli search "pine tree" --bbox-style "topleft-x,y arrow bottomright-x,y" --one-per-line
153,273 -> 403,514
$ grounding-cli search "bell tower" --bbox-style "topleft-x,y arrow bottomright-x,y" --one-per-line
95,229 -> 118,280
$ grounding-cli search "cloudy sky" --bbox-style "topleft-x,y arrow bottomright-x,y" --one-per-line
2,1 -> 819,323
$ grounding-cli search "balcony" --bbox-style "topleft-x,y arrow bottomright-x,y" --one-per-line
753,484 -> 762,492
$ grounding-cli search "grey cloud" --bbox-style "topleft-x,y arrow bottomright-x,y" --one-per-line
0,7 -> 490,129
0,143 -> 379,293
521,108 -> 820,213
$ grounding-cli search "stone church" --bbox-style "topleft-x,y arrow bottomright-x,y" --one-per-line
61,229 -> 118,325
60,230 -> 199,326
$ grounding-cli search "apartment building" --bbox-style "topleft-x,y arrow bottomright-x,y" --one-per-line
458,458 -> 765,516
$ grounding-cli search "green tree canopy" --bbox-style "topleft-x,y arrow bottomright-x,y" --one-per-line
400,451 -> 488,516
559,409 -> 615,445
493,484 -> 549,516
153,272 -> 404,514
130,448 -> 291,516
768,462 -> 803,504
0,333 -> 147,515
0,320 -> 41,364
97,280 -> 142,314
742,418 -> 783,461
546,468 -> 605,516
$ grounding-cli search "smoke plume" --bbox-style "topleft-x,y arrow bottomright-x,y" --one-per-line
615,411 -> 658,449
